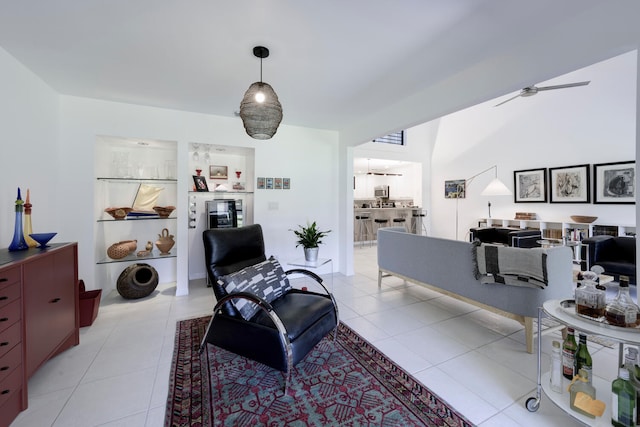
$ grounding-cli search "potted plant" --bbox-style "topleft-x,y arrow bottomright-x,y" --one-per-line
291,221 -> 331,262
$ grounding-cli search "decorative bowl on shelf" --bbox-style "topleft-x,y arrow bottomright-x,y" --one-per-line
104,207 -> 133,220
29,232 -> 57,248
152,205 -> 176,218
570,215 -> 598,224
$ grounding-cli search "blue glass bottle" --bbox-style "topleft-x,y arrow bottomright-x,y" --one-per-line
8,188 -> 28,251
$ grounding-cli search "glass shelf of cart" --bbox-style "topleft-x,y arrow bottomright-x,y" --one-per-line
96,250 -> 176,264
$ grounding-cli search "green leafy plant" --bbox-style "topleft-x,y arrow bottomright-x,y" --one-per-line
291,221 -> 331,249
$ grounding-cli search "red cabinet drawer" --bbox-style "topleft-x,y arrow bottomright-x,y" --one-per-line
0,282 -> 20,311
0,321 -> 21,359
0,366 -> 22,409
0,343 -> 21,384
0,266 -> 20,290
0,300 -> 20,335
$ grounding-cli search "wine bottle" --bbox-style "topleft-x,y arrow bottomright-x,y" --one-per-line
575,333 -> 592,383
612,368 -> 637,427
550,341 -> 563,393
562,328 -> 578,380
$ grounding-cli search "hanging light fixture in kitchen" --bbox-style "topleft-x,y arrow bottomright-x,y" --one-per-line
239,46 -> 283,140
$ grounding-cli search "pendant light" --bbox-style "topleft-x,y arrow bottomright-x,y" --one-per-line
239,46 -> 283,140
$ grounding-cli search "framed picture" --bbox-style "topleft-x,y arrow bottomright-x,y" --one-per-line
444,179 -> 465,199
193,175 -> 209,192
274,178 -> 283,189
593,161 -> 635,204
257,177 -> 265,189
513,168 -> 547,203
266,178 -> 274,189
549,164 -> 590,203
209,165 -> 228,179
283,178 -> 290,189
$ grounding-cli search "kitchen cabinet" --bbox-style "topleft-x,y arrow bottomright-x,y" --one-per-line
0,243 -> 79,427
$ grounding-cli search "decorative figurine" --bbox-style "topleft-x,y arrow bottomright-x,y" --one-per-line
23,189 -> 38,248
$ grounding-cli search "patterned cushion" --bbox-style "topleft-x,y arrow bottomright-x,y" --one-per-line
218,257 -> 292,321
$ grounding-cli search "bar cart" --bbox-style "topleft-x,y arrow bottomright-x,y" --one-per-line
526,299 -> 640,425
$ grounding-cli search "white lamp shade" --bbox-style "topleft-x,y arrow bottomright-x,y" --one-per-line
480,178 -> 512,196
239,81 -> 283,139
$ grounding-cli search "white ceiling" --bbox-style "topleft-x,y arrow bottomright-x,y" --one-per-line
1,1 -> 639,137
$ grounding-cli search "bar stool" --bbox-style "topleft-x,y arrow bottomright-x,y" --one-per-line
355,212 -> 374,246
373,218 -> 389,240
412,210 -> 427,235
392,216 -> 408,232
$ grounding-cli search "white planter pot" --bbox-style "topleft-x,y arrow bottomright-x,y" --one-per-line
304,247 -> 319,262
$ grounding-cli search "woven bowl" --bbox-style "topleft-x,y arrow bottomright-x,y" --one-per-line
105,207 -> 133,220
153,205 -> 176,218
570,215 -> 598,224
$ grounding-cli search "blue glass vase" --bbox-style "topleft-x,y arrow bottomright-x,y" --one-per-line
8,188 -> 28,251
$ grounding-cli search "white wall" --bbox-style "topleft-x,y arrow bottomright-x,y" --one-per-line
430,51 -> 637,240
0,47 -> 60,244
56,97 -> 339,295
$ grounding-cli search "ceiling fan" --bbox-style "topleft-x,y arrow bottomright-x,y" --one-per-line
494,81 -> 590,107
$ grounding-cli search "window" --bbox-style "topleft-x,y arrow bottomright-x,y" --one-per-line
373,130 -> 404,145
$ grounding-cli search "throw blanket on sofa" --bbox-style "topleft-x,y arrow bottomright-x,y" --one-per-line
472,242 -> 548,289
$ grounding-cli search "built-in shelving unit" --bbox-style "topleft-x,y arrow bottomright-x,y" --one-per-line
479,217 -> 636,240
94,137 -> 178,290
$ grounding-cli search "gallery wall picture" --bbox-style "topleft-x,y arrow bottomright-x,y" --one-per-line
444,179 -> 465,199
257,177 -> 265,189
513,168 -> 547,203
593,161 -> 635,204
549,164 -> 590,203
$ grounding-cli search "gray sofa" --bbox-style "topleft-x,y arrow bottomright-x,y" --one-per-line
377,228 -> 574,353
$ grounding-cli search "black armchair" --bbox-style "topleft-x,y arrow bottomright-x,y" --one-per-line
469,227 -> 542,248
199,224 -> 339,390
580,235 -> 636,284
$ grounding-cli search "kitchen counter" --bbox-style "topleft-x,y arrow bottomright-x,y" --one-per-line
354,207 -> 424,241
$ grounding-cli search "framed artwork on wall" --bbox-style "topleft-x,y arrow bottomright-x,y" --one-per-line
444,179 -> 465,199
513,168 -> 547,203
549,164 -> 590,203
593,161 -> 635,204
257,177 -> 265,189
283,178 -> 290,189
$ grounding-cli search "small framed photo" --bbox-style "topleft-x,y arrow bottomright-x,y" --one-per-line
274,178 -> 283,189
593,161 -> 635,204
193,175 -> 209,192
266,178 -> 274,189
209,165 -> 228,180
514,168 -> 547,203
257,177 -> 265,189
444,179 -> 465,199
549,164 -> 590,203
283,178 -> 290,189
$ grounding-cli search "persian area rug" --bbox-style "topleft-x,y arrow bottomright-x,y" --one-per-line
165,316 -> 473,427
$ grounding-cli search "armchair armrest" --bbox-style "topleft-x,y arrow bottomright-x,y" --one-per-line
285,268 -> 340,328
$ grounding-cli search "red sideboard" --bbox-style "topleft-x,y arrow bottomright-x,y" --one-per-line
0,243 -> 79,427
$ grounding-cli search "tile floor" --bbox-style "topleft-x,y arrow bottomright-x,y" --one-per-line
10,245 -> 622,426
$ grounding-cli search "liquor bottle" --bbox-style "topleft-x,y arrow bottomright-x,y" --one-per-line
562,328 -> 578,380
622,348 -> 640,426
569,368 -> 596,418
550,340 -> 563,392
575,333 -> 592,383
575,272 -> 605,320
606,276 -> 640,327
612,368 -> 637,427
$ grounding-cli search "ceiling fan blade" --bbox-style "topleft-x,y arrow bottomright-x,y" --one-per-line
534,81 -> 590,91
494,93 -> 522,107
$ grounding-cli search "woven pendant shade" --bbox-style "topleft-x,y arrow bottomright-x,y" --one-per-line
239,81 -> 283,139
